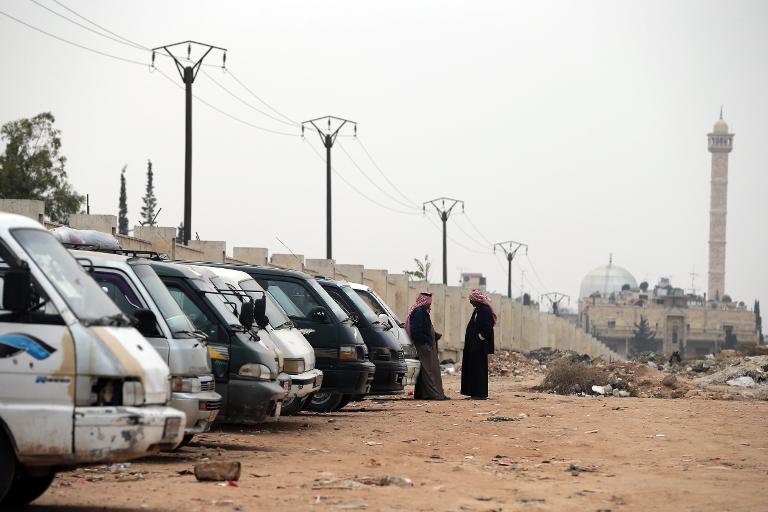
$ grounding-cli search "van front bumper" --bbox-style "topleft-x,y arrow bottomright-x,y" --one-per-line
317,360 -> 375,395
404,358 -> 421,386
170,390 -> 222,434
287,368 -> 323,399
370,359 -> 407,395
219,378 -> 286,424
72,406 -> 185,463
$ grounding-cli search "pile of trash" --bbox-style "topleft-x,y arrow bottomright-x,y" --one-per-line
488,351 -> 545,378
693,355 -> 768,388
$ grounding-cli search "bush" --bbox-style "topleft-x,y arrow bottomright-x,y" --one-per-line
539,361 -> 602,394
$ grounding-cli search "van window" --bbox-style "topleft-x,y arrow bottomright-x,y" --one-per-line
12,229 -> 122,322
239,279 -> 290,328
0,241 -> 60,322
263,280 -> 323,320
167,285 -> 226,343
92,270 -> 145,313
133,264 -> 196,337
355,290 -> 385,316
340,286 -> 379,323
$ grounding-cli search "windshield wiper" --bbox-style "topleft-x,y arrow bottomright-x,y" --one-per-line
84,313 -> 133,327
274,320 -> 294,330
174,330 -> 208,341
228,323 -> 246,332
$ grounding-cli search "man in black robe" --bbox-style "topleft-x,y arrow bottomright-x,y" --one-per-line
460,289 -> 497,400
406,293 -> 449,400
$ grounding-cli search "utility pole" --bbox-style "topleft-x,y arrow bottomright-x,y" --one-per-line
423,198 -> 464,285
152,41 -> 227,243
302,116 -> 357,260
540,292 -> 570,316
493,240 -> 528,298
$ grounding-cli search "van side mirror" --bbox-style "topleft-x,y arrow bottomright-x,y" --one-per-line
3,268 -> 33,313
309,307 -> 329,324
239,299 -> 255,331
133,308 -> 159,338
254,296 -> 268,329
378,313 -> 393,329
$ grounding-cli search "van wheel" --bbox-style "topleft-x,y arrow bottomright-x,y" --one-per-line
281,396 -> 307,416
177,434 -> 195,448
2,471 -> 55,506
304,392 -> 343,413
334,395 -> 352,411
0,434 -> 14,503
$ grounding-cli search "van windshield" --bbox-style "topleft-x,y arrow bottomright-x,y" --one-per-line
133,263 -> 196,337
12,228 -> 123,322
341,285 -> 380,323
308,279 -> 348,321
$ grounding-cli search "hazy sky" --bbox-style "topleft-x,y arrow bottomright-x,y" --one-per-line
1,0 -> 766,310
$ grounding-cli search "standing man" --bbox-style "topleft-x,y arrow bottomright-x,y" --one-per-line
460,289 -> 497,400
406,292 -> 449,400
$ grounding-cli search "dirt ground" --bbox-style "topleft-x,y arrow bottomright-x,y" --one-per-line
29,375 -> 768,512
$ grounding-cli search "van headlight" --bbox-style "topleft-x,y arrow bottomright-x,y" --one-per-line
122,380 -> 145,406
338,345 -> 360,361
372,347 -> 392,361
171,377 -> 202,393
238,363 -> 275,381
283,358 -> 306,374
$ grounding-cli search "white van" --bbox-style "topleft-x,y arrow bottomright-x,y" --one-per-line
0,213 -> 184,506
70,250 -> 221,445
192,266 -> 322,415
349,282 -> 420,386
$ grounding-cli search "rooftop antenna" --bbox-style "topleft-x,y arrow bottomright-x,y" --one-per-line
276,236 -> 302,268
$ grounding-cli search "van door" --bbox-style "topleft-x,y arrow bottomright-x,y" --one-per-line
91,268 -> 170,364
0,243 -> 74,456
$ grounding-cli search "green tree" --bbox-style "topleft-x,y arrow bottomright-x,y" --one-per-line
118,166 -> 128,235
404,255 -> 431,282
0,112 -> 83,223
140,159 -> 158,226
631,316 -> 659,354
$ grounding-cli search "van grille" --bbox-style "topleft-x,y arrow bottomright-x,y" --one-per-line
200,379 -> 215,392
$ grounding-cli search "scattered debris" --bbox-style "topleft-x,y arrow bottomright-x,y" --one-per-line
483,416 -> 520,422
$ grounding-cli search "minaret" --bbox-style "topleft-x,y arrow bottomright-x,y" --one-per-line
707,109 -> 734,300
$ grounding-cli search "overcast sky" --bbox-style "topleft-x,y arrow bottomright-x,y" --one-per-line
1,0 -> 766,310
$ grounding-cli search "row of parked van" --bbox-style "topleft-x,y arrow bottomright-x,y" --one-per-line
0,213 -> 420,506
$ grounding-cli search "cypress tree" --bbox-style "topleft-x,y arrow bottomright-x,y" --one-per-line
140,159 -> 158,226
118,166 -> 128,235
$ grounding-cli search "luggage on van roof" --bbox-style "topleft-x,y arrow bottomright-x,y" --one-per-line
50,226 -> 121,250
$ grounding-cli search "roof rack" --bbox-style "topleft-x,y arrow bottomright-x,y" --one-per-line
63,244 -> 169,261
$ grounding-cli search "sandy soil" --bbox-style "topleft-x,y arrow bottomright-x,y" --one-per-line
30,375 -> 768,512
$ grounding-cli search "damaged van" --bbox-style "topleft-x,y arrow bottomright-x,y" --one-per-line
0,213 -> 184,506
197,266 -> 323,415
70,250 -> 221,445
149,261 -> 288,423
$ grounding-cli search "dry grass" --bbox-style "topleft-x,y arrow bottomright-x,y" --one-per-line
538,360 -> 603,394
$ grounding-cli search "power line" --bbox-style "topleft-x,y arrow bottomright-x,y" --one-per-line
0,8 -> 148,66
50,0 -> 150,49
354,137 -> 421,209
155,68 -> 300,136
337,142 -> 421,211
226,69 -> 299,126
452,214 -> 492,250
200,69 -> 299,127
463,212 -> 494,245
28,0 -> 147,51
524,253 -> 549,293
303,138 -> 421,216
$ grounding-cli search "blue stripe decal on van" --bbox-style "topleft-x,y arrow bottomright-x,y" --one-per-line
0,334 -> 57,360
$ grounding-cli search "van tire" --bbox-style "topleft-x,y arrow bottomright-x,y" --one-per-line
0,433 -> 14,503
334,395 -> 352,411
2,471 -> 55,506
281,396 -> 307,416
304,392 -> 343,413
177,434 -> 195,448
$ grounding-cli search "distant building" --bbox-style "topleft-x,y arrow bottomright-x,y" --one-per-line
577,114 -> 762,357
461,272 -> 486,291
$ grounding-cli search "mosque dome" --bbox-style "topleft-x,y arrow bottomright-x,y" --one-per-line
713,118 -> 729,134
579,262 -> 638,298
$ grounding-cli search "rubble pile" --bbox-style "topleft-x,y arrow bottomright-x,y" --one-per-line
488,351 -> 545,378
693,355 -> 768,388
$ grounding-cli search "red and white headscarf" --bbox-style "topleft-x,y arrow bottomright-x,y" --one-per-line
405,293 -> 433,336
469,289 -> 497,326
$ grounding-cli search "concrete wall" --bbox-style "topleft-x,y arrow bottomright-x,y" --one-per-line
271,253 -> 304,272
0,199 -> 45,221
233,247 -> 269,266
69,214 -> 117,233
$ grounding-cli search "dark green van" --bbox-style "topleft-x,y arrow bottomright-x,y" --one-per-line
150,261 -> 288,423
